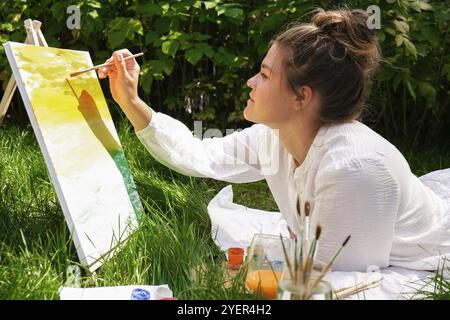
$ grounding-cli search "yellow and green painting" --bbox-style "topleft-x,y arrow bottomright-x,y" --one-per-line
4,42 -> 143,271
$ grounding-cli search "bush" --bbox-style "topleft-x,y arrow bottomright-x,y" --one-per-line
1,0 -> 449,147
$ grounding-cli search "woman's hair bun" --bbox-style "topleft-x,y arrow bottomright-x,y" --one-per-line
311,9 -> 380,76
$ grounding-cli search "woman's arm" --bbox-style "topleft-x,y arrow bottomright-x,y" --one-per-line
311,156 -> 400,272
135,110 -> 267,183
99,49 -> 266,183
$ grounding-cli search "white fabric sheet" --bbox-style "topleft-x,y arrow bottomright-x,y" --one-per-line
207,184 -> 441,300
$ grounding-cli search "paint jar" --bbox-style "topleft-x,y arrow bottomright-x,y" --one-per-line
227,247 -> 244,270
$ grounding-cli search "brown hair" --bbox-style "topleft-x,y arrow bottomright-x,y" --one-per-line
273,9 -> 381,123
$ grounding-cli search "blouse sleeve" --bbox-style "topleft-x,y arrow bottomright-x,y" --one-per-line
311,156 -> 400,272
135,109 -> 267,183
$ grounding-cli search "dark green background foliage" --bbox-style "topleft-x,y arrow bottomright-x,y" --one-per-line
1,0 -> 449,147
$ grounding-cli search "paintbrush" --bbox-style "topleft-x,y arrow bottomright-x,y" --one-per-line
69,52 -> 144,78
303,201 -> 311,262
334,276 -> 384,299
307,235 -> 351,299
303,225 -> 321,297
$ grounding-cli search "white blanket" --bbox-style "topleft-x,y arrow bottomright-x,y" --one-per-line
207,184 -> 443,300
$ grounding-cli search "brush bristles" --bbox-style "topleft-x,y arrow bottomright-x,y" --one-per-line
304,201 -> 311,217
342,235 -> 351,247
315,225 -> 322,240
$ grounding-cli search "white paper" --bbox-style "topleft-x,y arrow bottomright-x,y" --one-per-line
59,285 -> 173,300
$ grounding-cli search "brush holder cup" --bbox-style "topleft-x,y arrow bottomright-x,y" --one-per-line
244,233 -> 291,300
277,267 -> 333,300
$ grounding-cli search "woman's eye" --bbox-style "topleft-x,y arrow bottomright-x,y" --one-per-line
260,72 -> 267,79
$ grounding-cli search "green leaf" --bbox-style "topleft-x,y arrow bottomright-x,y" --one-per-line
154,17 -> 171,33
88,10 -> 98,19
142,60 -> 166,80
145,31 -> 160,45
106,18 -> 143,48
393,74 -> 403,92
162,40 -> 179,57
107,31 -> 125,49
140,73 -> 154,94
129,19 -> 143,36
377,68 -> 395,82
193,1 -> 202,9
441,64 -> 450,82
185,48 -> 203,65
0,23 -> 14,32
192,33 -> 211,42
259,13 -> 285,33
422,26 -> 439,48
435,10 -> 450,22
418,1 -> 433,11
163,59 -> 175,76
0,33 -> 9,43
393,20 -> 409,33
408,1 -> 423,12
196,43 -> 215,59
403,37 -> 417,58
403,78 -> 416,100
204,1 -> 217,10
216,4 -> 244,25
86,0 -> 101,9
50,2 -> 68,23
257,42 -> 269,55
137,3 -> 163,16
416,43 -> 430,57
167,31 -> 184,40
395,34 -> 404,47
107,18 -> 132,49
384,27 -> 396,36
419,82 -> 437,101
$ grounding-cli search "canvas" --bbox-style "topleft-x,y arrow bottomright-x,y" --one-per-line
3,42 -> 143,272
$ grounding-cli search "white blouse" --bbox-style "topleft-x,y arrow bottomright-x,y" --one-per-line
135,109 -> 450,272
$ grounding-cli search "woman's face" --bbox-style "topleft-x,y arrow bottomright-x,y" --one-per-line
244,44 -> 299,128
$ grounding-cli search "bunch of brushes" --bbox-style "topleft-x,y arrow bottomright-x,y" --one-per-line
280,199 -> 351,300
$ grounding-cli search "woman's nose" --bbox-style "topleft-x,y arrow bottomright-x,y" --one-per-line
247,75 -> 256,89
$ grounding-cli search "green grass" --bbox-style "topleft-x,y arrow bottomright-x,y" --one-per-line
0,120 -> 449,299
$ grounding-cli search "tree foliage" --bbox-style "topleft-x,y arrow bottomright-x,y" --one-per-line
0,0 -> 449,147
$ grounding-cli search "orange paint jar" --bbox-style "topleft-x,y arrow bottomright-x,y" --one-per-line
245,270 -> 281,299
227,247 -> 244,270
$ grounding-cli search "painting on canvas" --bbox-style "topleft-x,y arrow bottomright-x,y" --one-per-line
3,42 -> 143,271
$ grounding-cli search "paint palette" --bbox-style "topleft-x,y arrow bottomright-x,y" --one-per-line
4,42 -> 143,271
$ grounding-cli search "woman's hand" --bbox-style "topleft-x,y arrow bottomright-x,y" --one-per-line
98,49 -> 140,109
98,49 -> 153,131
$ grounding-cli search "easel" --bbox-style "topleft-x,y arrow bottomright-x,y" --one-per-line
0,19 -> 48,125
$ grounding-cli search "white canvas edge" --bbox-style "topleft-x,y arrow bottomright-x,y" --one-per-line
3,41 -> 106,271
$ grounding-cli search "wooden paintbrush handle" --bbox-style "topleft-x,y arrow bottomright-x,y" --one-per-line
334,276 -> 384,299
70,52 -> 143,77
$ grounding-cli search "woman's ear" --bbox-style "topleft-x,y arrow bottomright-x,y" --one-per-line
293,85 -> 313,110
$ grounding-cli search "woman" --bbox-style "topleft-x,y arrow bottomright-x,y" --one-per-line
98,9 -> 450,272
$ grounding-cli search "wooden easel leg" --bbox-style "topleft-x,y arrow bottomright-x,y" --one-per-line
32,20 -> 48,47
0,19 -> 47,126
0,76 -> 17,125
